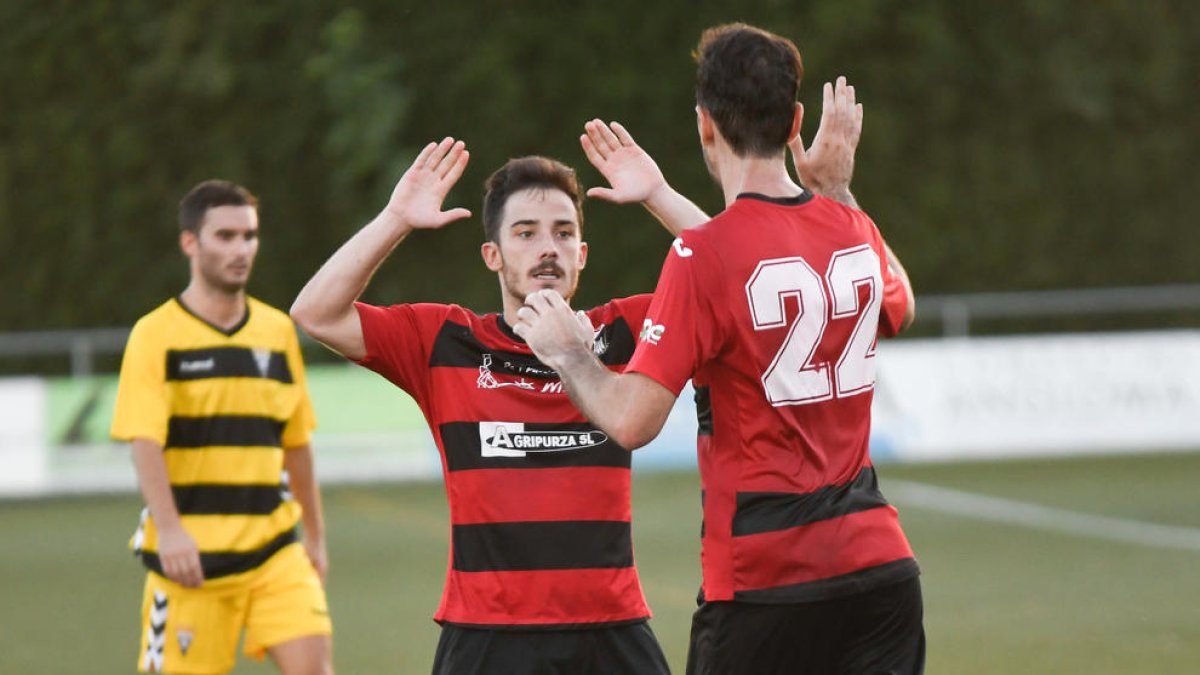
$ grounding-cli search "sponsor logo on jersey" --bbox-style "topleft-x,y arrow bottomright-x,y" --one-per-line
479,422 -> 607,457
672,237 -> 693,258
178,358 -> 215,373
477,354 -> 535,390
639,319 -> 666,345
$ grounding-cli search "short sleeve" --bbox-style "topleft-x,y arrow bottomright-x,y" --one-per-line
110,320 -> 169,445
281,322 -> 317,448
625,234 -> 724,395
354,302 -> 447,403
864,215 -> 910,337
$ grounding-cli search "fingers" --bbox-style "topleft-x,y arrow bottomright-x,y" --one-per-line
582,119 -> 626,161
586,186 -> 618,202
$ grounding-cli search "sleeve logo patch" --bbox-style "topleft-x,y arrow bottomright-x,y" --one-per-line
672,237 -> 694,258
639,319 -> 666,345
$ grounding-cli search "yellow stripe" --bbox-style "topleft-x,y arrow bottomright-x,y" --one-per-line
140,502 -> 301,553
163,447 -> 284,485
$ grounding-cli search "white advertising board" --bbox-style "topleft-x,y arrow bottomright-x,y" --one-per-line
0,378 -> 48,494
870,331 -> 1200,461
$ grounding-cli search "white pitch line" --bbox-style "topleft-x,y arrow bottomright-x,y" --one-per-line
885,480 -> 1200,553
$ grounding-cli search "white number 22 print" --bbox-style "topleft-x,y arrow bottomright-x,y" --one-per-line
744,245 -> 883,406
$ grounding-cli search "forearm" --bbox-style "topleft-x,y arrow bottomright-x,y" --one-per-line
551,350 -> 674,450
283,445 -> 325,541
815,186 -> 858,210
291,210 -> 412,358
131,438 -> 182,530
884,241 -> 916,331
643,184 -> 710,235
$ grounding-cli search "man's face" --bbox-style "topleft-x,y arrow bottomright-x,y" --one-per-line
482,187 -> 588,306
181,205 -> 259,294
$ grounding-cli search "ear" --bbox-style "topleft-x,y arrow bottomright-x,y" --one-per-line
481,241 -> 503,272
696,106 -> 716,146
180,230 -> 197,258
788,102 -> 803,144
577,241 -> 588,270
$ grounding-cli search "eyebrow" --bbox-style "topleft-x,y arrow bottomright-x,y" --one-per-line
508,219 -> 577,227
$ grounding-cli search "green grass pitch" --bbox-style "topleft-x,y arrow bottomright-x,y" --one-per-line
2,452 -> 1198,673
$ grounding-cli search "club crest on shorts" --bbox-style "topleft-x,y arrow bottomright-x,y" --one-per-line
176,627 -> 194,656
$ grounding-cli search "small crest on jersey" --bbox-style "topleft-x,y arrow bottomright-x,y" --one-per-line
252,349 -> 272,378
592,323 -> 609,357
176,628 -> 194,656
479,422 -> 607,458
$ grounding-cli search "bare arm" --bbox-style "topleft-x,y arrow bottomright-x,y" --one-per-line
580,120 -> 710,235
513,290 -> 677,449
131,438 -> 204,588
885,241 -> 916,331
284,443 -> 328,583
291,138 -> 472,361
790,76 -> 864,209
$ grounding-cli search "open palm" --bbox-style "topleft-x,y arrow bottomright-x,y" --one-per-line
386,137 -> 472,229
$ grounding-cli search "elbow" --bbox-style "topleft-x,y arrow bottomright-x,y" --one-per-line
289,296 -> 324,340
611,425 -> 654,452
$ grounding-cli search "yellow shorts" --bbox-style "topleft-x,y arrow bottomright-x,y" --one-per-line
137,542 -> 331,674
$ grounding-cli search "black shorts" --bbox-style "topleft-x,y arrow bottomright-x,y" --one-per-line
432,620 -> 672,675
686,576 -> 924,675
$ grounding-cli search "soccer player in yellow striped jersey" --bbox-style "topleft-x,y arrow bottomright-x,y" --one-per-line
111,180 -> 334,675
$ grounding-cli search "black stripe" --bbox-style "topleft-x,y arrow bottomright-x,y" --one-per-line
594,316 -> 638,366
172,484 -> 283,516
166,415 -> 284,448
732,467 -> 889,537
430,321 -> 557,378
429,316 -> 639,378
452,521 -> 632,572
731,558 -> 921,604
694,385 -> 712,436
141,528 -> 297,580
440,422 -> 631,471
166,347 -> 292,383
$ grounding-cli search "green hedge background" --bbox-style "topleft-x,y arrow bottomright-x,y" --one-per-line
3,1 -> 1196,331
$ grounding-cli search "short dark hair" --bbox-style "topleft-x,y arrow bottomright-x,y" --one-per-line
482,157 -> 583,243
178,180 -> 258,234
694,23 -> 804,157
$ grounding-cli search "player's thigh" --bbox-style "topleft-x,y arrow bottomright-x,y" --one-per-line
838,576 -> 925,675
242,544 -> 332,662
138,572 -> 245,674
432,623 -> 669,675
268,634 -> 334,675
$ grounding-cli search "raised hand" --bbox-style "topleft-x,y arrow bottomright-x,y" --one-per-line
580,120 -> 667,204
790,76 -> 863,202
385,136 -> 472,229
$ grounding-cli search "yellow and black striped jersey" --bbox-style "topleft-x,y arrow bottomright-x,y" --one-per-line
111,296 -> 316,579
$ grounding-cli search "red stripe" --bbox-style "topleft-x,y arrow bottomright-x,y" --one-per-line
727,505 -> 913,594
450,467 -> 631,524
436,567 -> 650,626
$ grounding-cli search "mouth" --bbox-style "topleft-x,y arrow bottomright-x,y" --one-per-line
530,264 -> 563,281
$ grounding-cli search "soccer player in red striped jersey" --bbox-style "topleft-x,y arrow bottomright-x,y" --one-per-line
291,98 -> 867,669
515,23 -> 923,675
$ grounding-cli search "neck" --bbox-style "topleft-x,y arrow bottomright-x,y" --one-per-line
710,147 -> 802,207
179,282 -> 247,331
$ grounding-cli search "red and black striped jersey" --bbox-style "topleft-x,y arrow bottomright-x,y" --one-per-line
628,193 -> 919,603
354,295 -> 653,628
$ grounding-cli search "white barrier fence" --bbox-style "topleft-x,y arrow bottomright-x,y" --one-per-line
1,330 -> 1198,497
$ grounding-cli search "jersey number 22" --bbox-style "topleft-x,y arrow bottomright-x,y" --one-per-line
745,245 -> 882,406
